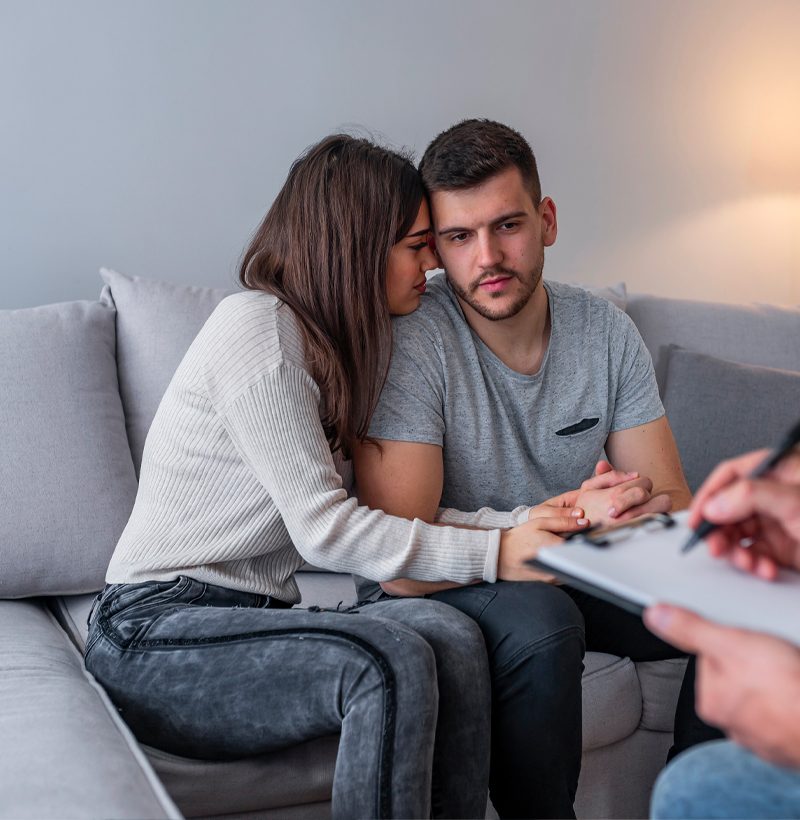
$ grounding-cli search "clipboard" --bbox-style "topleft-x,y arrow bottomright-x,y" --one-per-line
528,511 -> 800,646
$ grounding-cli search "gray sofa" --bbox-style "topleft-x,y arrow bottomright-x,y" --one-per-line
2,268 -> 798,820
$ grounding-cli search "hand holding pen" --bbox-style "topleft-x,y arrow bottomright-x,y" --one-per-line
681,418 -> 800,578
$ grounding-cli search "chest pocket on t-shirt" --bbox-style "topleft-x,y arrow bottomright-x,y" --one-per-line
555,417 -> 600,437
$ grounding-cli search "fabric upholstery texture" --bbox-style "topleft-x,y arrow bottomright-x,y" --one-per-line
146,736 -> 338,817
0,599 -> 178,819
637,658 -> 687,732
582,281 -> 628,311
575,728 -> 674,820
99,268 -> 234,473
626,294 -> 800,391
0,300 -> 138,596
580,654 -> 641,750
662,347 -> 800,491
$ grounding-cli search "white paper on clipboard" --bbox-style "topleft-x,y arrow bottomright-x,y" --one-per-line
529,511 -> 800,646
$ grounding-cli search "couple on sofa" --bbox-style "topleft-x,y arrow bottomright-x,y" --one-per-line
86,118 -> 714,819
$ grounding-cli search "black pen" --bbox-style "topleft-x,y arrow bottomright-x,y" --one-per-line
681,417 -> 800,553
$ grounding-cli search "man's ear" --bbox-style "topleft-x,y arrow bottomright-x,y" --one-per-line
539,197 -> 558,247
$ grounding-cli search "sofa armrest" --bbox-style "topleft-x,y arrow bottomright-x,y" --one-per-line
0,599 -> 180,819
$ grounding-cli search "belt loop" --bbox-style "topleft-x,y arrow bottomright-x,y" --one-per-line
87,585 -> 109,629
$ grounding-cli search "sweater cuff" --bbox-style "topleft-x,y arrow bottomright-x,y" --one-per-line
482,529 -> 501,583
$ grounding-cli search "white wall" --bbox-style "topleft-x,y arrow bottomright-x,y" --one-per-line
2,0 -> 799,309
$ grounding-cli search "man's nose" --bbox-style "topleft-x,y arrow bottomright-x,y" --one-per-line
477,232 -> 502,269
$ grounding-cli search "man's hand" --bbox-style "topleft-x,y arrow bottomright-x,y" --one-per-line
577,476 -> 672,525
496,513 -> 590,582
644,604 -> 800,767
550,460 -> 672,526
689,448 -> 800,579
533,460 -> 668,526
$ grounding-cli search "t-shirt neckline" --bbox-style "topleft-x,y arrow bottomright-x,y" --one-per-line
444,277 -> 555,383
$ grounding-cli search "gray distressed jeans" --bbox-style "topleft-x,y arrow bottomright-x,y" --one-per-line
84,576 -> 491,819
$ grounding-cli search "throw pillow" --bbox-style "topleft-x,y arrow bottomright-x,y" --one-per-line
99,268 -> 234,474
662,346 -> 800,492
0,300 -> 138,596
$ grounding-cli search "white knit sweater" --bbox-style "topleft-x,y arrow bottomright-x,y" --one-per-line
106,291 -> 527,604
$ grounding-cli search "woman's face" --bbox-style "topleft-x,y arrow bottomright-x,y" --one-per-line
386,199 -> 438,316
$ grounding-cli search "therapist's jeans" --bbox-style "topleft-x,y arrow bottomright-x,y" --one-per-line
414,581 -> 723,819
85,577 -> 491,820
651,740 -> 800,818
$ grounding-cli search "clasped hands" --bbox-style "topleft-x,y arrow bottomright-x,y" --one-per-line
498,459 -> 670,582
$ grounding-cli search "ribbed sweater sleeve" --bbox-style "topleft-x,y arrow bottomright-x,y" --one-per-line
219,363 -> 500,584
434,505 -> 530,528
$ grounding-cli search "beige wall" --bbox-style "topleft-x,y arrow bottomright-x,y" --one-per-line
552,1 -> 800,305
2,0 -> 798,308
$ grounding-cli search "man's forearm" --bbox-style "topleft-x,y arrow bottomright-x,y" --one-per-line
664,483 -> 692,512
380,578 -> 471,596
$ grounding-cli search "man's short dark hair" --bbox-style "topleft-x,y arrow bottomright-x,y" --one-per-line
419,118 -> 541,204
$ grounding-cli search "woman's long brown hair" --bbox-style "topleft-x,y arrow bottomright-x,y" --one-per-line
239,135 -> 425,456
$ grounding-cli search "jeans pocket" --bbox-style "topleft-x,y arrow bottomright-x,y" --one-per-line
103,577 -> 197,645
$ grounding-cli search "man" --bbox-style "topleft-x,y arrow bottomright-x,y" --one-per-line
354,119 -> 717,818
646,445 -> 800,819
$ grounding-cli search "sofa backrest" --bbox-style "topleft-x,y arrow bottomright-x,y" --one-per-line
627,292 -> 800,491
627,292 -> 800,390
3,274 -> 797,598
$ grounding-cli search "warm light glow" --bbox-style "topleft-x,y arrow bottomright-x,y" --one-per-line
703,14 -> 800,193
577,194 -> 800,306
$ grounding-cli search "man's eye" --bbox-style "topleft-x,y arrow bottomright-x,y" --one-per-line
499,222 -> 518,231
449,233 -> 469,243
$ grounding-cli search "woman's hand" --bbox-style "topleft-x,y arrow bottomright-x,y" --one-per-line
497,512 -> 590,582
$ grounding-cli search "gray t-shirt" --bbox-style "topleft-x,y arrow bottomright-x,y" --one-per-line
356,275 -> 663,600
372,274 -> 663,508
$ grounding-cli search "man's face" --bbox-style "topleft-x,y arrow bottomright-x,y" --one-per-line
430,166 -> 557,321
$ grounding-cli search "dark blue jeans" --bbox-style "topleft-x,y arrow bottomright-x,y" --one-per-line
412,581 -> 722,819
85,577 -> 491,819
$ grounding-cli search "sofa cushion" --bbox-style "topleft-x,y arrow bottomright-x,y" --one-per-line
552,280 -> 627,311
636,657 -> 687,732
99,268 -> 234,474
662,347 -> 800,491
0,300 -> 138,597
626,293 -> 800,392
0,599 -> 179,818
145,736 -> 337,817
581,653 -> 642,750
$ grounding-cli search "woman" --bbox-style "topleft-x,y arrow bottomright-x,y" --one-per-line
85,135 -> 582,819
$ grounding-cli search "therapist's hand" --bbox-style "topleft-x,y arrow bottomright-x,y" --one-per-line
644,604 -> 800,767
689,448 -> 800,579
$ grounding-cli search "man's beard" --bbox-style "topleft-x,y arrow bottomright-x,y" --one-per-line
448,255 -> 544,322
